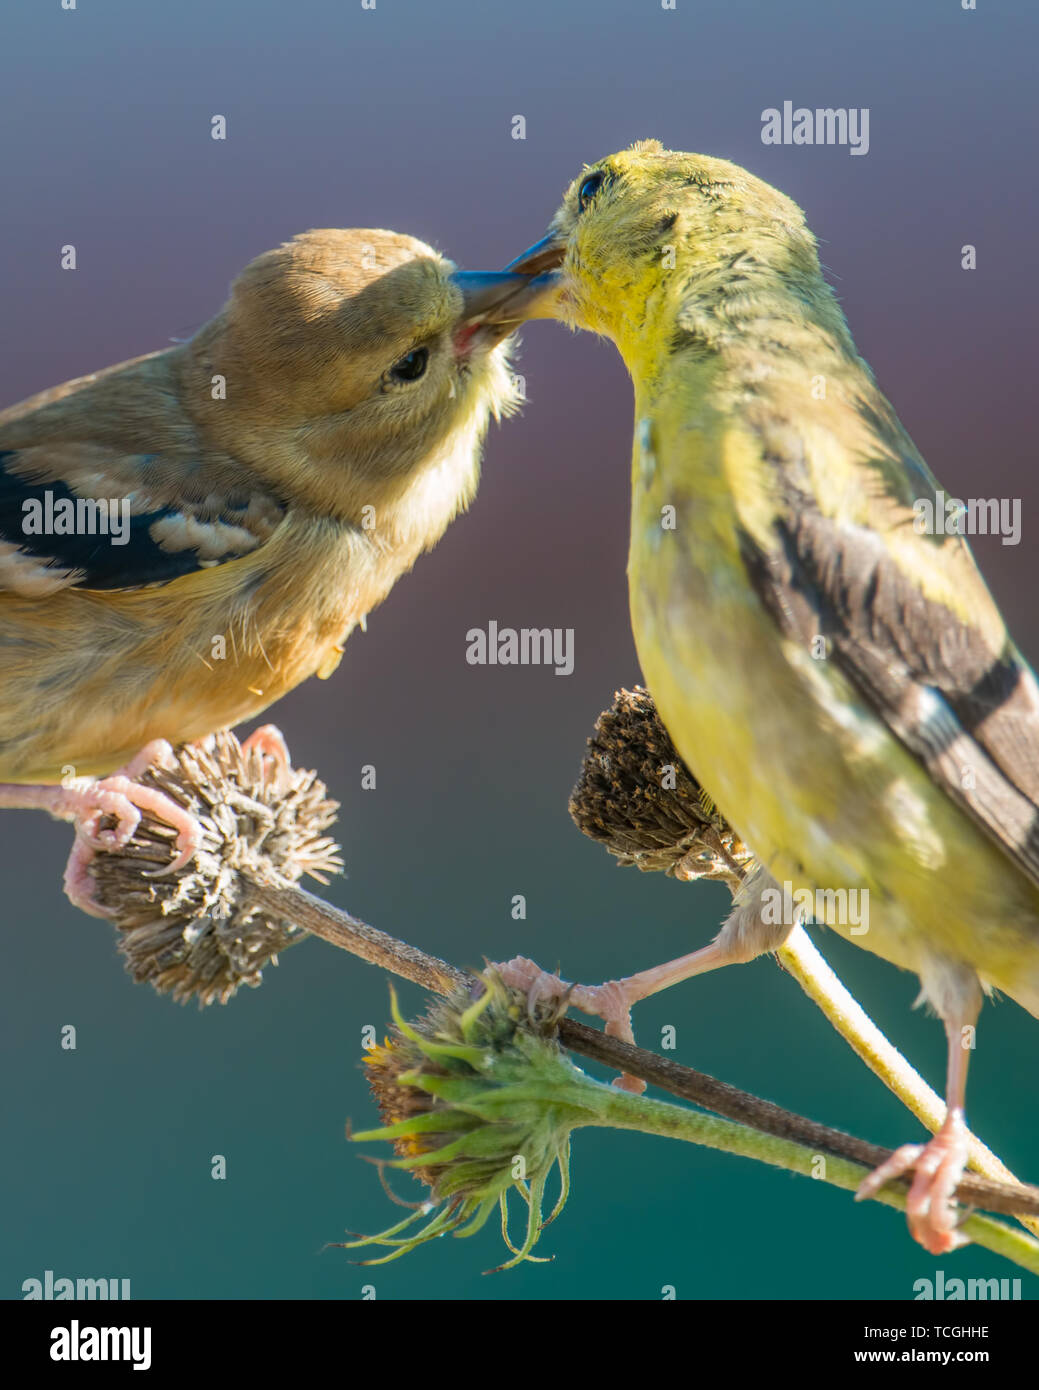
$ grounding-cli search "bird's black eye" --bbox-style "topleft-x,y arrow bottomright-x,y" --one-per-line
388,347 -> 428,382
578,170 -> 606,211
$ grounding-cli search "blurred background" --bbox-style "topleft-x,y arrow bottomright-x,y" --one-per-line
2,0 -> 1037,1300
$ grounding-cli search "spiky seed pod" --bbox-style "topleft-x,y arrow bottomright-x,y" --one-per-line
88,731 -> 343,1005
350,976 -> 600,1270
568,685 -> 753,885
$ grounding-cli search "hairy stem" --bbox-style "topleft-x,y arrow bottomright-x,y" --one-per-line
592,1083 -> 1039,1276
250,880 -> 1039,1223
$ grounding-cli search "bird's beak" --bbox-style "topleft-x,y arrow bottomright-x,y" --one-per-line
503,232 -> 568,279
451,269 -> 563,345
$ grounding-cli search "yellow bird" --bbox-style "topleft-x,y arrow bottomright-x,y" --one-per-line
503,141 -> 1039,1253
0,229 -> 551,912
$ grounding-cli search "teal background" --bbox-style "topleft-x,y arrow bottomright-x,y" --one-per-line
2,0 -> 1038,1300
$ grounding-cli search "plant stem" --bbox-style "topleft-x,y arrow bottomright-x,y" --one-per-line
589,1083 -> 1039,1276
251,880 -> 1039,1222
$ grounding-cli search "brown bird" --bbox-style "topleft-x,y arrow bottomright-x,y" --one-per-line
0,228 -> 552,910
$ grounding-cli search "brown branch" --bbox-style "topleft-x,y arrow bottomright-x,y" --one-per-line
84,732 -> 1039,1225
256,881 -> 1039,1222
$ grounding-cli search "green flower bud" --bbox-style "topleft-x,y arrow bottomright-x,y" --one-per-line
347,974 -> 609,1270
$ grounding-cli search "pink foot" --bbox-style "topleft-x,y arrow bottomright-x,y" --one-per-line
495,956 -> 646,1093
64,838 -> 117,919
855,1110 -> 971,1254
496,956 -> 574,1010
3,743 -> 203,917
241,724 -> 291,791
119,738 -> 180,780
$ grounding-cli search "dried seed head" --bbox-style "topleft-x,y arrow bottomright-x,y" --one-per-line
89,731 -> 342,1005
568,686 -> 752,885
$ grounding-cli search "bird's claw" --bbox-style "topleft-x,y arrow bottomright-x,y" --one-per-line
241,724 -> 292,792
57,758 -> 203,915
494,956 -> 646,1093
855,1111 -> 971,1254
495,955 -> 570,1004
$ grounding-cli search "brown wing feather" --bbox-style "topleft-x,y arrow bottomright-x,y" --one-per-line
739,504 -> 1039,888
0,351 -> 285,594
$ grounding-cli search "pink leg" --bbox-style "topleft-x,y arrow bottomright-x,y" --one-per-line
855,1014 -> 974,1254
498,934 -> 771,1094
497,871 -> 793,1090
0,740 -> 202,918
500,939 -> 739,1042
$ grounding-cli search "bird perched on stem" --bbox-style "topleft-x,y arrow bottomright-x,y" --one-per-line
502,141 -> 1039,1254
0,228 -> 552,912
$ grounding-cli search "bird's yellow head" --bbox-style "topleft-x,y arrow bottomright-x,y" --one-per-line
507,141 -> 818,344
188,229 -> 553,521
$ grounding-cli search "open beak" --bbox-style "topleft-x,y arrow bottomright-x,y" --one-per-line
503,232 -> 567,279
451,268 -> 563,345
